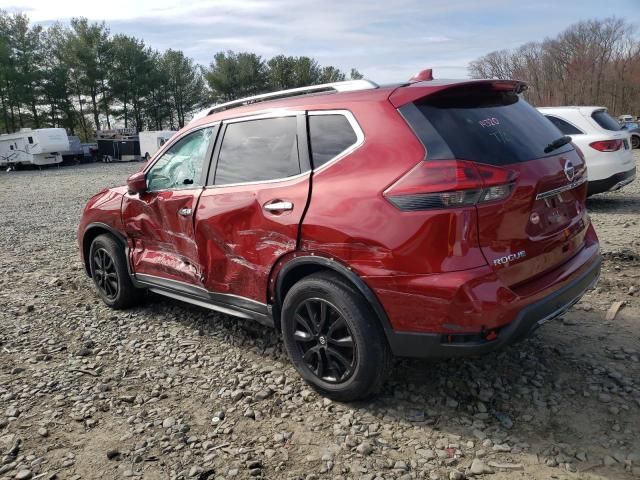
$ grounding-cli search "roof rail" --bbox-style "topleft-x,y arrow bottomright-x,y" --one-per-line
190,79 -> 378,123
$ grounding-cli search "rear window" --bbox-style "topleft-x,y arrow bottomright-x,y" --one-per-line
591,110 -> 621,131
409,87 -> 572,166
544,115 -> 583,135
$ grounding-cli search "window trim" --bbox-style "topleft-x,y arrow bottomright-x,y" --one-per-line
144,123 -> 219,193
307,110 -> 364,173
206,111 -> 310,188
544,115 -> 584,135
223,110 -> 305,124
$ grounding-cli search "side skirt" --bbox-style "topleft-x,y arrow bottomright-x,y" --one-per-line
133,273 -> 274,328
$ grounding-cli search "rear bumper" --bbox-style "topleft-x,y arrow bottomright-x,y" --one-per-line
587,167 -> 636,195
384,254 -> 600,358
365,222 -> 601,358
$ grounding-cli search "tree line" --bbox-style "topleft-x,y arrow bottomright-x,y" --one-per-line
0,11 -> 363,140
469,17 -> 640,116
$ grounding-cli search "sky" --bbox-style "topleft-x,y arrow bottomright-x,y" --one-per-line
2,0 -> 639,83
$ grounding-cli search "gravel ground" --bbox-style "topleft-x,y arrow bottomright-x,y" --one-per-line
0,154 -> 639,480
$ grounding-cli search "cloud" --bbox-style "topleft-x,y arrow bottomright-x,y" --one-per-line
2,0 -> 639,82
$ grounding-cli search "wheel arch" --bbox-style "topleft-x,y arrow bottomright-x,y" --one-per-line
272,255 -> 394,340
81,223 -> 128,276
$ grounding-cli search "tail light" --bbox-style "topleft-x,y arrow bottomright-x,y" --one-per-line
589,139 -> 622,152
384,160 -> 518,211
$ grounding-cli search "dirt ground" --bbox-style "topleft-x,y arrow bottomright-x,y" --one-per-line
0,153 -> 639,480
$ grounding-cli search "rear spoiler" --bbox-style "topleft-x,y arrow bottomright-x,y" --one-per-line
388,79 -> 528,108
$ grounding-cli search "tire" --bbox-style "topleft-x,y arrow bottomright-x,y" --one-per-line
632,135 -> 640,149
89,234 -> 141,309
281,272 -> 391,402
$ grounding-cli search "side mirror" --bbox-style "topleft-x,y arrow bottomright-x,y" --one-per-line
127,171 -> 147,195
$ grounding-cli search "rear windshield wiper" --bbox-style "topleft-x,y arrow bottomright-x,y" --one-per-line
544,135 -> 572,154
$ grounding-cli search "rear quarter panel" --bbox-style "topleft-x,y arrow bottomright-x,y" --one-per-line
300,99 -> 487,276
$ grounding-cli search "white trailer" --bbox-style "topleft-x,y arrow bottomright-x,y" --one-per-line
139,130 -> 176,160
0,128 -> 69,168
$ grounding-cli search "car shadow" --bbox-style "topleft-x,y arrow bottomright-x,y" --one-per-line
587,193 -> 640,214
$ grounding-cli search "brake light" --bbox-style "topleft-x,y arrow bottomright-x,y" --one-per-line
384,160 -> 518,211
589,139 -> 622,152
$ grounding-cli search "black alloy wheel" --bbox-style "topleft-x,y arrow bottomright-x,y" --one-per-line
88,234 -> 141,309
92,247 -> 119,299
292,298 -> 356,383
281,272 -> 391,401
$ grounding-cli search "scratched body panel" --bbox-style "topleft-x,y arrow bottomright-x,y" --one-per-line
122,188 -> 203,285
77,186 -> 127,245
194,174 -> 310,302
299,100 -> 486,277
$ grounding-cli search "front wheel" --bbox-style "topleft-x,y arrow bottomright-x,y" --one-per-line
89,234 -> 142,309
281,273 -> 391,402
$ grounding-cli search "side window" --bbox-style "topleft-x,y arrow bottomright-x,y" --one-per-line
147,127 -> 213,191
214,117 -> 299,185
591,110 -> 621,131
309,114 -> 358,168
545,115 -> 583,135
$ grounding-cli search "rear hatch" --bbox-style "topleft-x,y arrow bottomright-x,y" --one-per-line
585,108 -> 635,165
400,82 -> 590,287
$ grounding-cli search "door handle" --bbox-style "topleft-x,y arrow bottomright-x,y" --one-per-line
263,201 -> 294,212
178,207 -> 192,216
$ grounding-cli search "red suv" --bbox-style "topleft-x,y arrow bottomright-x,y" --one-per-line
79,72 -> 601,401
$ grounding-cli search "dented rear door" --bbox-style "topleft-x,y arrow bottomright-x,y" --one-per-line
194,113 -> 311,304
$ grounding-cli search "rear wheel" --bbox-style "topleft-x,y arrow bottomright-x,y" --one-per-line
89,234 -> 141,309
281,273 -> 391,402
632,135 -> 639,149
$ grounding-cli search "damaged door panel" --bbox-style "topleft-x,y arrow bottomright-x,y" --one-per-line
194,113 -> 311,303
124,188 -> 204,284
123,125 -> 217,286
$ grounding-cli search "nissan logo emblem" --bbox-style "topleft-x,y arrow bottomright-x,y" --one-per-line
564,160 -> 575,182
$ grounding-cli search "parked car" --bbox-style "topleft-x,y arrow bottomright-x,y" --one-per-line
60,135 -> 84,165
81,142 -> 99,162
538,107 -> 636,195
618,114 -> 635,124
79,73 -> 601,401
619,121 -> 640,149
